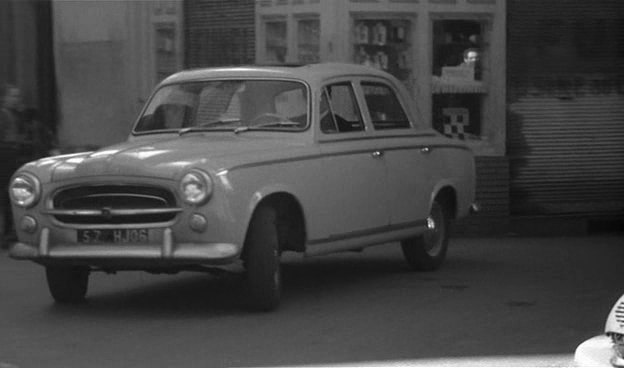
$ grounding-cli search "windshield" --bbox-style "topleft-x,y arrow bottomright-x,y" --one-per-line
134,80 -> 309,133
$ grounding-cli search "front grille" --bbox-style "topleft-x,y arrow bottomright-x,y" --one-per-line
50,185 -> 181,225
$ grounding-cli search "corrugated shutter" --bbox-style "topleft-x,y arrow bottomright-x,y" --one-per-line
508,93 -> 624,215
184,0 -> 255,68
507,0 -> 624,216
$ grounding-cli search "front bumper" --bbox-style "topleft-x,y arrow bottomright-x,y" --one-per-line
9,227 -> 239,265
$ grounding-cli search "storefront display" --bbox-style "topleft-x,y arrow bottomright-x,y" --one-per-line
432,18 -> 489,141
353,19 -> 411,82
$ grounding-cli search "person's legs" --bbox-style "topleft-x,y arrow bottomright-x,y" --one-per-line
0,146 -> 17,248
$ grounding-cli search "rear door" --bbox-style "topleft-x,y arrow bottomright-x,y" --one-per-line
357,79 -> 434,227
316,81 -> 389,239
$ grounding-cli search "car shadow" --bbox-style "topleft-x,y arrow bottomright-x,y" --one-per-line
44,245 -> 500,320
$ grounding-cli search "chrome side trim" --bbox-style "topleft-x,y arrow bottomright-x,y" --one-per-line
305,221 -> 428,257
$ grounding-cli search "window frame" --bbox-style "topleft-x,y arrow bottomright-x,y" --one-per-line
319,81 -> 366,135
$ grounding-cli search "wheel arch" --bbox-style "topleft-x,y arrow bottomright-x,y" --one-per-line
243,191 -> 307,258
431,184 -> 458,220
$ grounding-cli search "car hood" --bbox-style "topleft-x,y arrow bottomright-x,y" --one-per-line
35,134 -> 310,182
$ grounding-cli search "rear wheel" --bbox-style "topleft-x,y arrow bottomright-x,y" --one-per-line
243,205 -> 281,311
46,266 -> 89,303
401,201 -> 449,271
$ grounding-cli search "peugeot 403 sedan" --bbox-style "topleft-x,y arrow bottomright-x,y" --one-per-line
9,63 -> 476,311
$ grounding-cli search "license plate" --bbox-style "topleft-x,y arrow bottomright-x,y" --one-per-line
77,229 -> 149,244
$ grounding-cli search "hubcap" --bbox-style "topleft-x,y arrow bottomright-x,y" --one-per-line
423,210 -> 443,255
426,216 -> 436,231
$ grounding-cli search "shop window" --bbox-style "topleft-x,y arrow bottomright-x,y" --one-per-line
297,18 -> 320,63
432,18 -> 488,141
265,20 -> 287,63
361,82 -> 410,130
433,19 -> 483,80
321,83 -> 364,134
352,19 -> 412,82
432,94 -> 481,139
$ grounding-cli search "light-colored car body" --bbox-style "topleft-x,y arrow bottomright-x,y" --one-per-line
9,63 -> 476,310
575,294 -> 624,367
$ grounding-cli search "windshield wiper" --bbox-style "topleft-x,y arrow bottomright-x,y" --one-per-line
234,121 -> 301,135
179,119 -> 243,136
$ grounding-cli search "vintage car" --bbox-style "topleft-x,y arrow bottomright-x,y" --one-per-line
8,63 -> 476,311
575,294 -> 624,367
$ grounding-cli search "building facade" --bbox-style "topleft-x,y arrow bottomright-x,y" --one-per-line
51,0 -> 184,150
26,0 -> 621,234
1,0 -> 58,189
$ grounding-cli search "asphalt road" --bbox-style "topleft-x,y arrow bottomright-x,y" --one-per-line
0,235 -> 622,368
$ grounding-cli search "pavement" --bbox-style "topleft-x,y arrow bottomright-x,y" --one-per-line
0,233 -> 622,367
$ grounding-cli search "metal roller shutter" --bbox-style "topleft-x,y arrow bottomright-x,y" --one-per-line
507,0 -> 624,216
508,93 -> 624,215
184,0 -> 255,68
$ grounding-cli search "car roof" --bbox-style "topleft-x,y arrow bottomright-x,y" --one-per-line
160,63 -> 396,86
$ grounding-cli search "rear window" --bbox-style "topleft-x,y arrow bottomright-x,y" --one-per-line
361,82 -> 410,130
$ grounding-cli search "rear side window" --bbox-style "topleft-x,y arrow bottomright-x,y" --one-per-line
361,82 -> 410,130
320,83 -> 365,134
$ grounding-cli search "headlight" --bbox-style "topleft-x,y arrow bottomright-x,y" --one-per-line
9,173 -> 41,208
179,170 -> 212,205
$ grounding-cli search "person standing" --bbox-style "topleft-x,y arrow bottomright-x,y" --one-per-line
459,48 -> 481,80
0,84 -> 25,248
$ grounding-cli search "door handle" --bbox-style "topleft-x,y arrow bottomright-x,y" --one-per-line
420,147 -> 431,154
371,150 -> 384,158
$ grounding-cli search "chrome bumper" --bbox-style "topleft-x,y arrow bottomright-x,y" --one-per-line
9,227 -> 239,263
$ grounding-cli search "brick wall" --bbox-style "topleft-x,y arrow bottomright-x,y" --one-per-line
454,156 -> 511,236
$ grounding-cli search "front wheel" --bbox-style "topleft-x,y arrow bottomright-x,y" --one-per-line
46,266 -> 89,303
243,205 -> 281,311
401,201 -> 450,271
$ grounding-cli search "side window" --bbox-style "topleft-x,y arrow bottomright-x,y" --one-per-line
361,82 -> 410,130
320,83 -> 364,134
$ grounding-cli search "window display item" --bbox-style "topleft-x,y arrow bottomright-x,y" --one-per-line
355,22 -> 369,44
373,22 -> 387,45
442,107 -> 469,140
